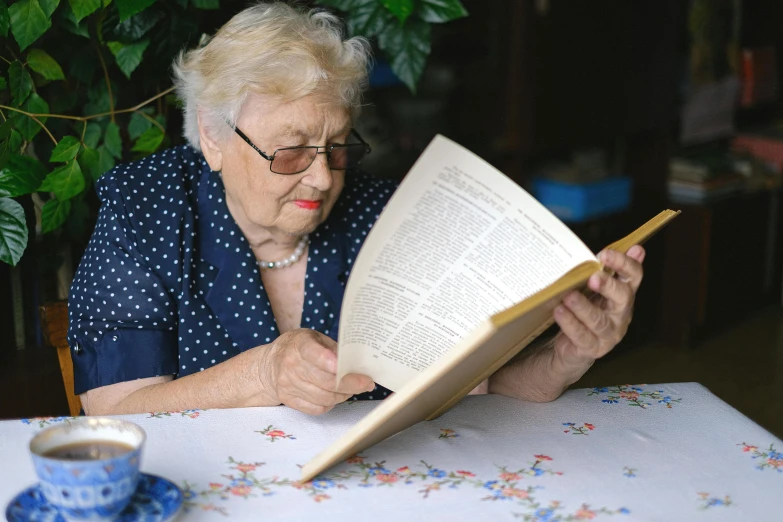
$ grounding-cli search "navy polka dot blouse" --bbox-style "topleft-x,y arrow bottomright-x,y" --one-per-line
67,144 -> 397,401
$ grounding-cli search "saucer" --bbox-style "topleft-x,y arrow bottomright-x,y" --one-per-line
6,473 -> 183,522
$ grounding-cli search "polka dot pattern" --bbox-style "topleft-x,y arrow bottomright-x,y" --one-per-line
67,144 -> 396,402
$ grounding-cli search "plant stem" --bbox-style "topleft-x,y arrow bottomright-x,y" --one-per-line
0,86 -> 175,123
136,110 -> 165,132
0,56 -> 11,65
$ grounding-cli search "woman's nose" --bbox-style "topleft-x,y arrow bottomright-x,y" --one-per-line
301,152 -> 333,191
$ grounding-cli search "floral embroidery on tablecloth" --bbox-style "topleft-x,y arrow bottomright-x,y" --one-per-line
588,385 -> 681,409
697,492 -> 732,509
20,416 -> 76,428
563,422 -> 595,435
439,428 -> 459,439
181,454 -> 626,518
623,467 -> 636,478
738,442 -> 783,472
256,425 -> 296,442
515,502 -> 630,521
148,409 -> 201,419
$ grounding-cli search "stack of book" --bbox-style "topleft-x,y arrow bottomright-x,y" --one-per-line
667,153 -> 746,204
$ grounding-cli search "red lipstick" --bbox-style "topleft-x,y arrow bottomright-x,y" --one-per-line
294,200 -> 322,210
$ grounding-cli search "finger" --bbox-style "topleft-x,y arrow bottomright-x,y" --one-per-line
285,396 -> 334,416
553,302 -> 600,354
299,361 -> 373,396
562,290 -> 615,343
627,245 -> 646,263
587,271 -> 635,315
337,373 -> 376,394
600,249 -> 644,292
290,380 -> 353,408
299,339 -> 338,373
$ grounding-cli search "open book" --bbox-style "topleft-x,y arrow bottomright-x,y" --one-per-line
301,135 -> 679,481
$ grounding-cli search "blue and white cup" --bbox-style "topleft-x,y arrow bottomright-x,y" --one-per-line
29,418 -> 146,521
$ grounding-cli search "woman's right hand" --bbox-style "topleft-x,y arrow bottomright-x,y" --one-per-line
258,329 -> 375,415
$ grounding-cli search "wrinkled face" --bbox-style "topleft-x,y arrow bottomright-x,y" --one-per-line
202,94 -> 351,238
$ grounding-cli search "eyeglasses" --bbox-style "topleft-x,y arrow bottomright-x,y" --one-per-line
231,125 -> 371,175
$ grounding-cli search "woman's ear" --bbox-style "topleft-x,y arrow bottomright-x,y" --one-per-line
197,111 -> 224,172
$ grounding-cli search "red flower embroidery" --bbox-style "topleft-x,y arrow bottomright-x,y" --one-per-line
313,494 -> 330,502
209,482 -> 223,490
397,466 -> 410,473
575,507 -> 597,519
235,464 -> 257,473
502,487 -> 529,499
499,472 -> 521,481
456,470 -> 475,477
376,474 -> 399,483
585,423 -> 595,431
346,456 -> 365,464
230,486 -> 252,497
267,430 -> 286,438
534,454 -> 553,461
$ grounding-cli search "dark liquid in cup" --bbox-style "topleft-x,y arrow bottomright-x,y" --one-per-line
42,441 -> 134,460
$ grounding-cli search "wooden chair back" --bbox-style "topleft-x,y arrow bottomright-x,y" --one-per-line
39,301 -> 82,416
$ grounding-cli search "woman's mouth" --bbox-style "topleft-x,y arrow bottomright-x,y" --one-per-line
294,199 -> 322,210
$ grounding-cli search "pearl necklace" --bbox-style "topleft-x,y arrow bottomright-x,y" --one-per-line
256,235 -> 309,269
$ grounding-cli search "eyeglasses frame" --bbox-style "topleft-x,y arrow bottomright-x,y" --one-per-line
231,124 -> 372,175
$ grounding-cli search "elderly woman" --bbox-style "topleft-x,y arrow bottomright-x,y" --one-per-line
67,2 -> 646,416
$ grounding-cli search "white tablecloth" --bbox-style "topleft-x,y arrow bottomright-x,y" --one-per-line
1,382 -> 781,521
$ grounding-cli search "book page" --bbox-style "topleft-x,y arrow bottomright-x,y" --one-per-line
336,135 -> 597,391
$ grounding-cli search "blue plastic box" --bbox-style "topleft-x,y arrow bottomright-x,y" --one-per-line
532,176 -> 633,223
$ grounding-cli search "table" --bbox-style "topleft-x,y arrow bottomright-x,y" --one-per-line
1,383 -> 781,521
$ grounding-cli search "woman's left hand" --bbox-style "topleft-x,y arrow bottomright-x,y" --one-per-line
551,245 -> 646,376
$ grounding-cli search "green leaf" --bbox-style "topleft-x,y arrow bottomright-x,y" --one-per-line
103,121 -> 122,158
0,153 -> 47,197
39,159 -> 85,200
8,93 -> 49,141
109,8 -> 161,40
131,126 -> 163,153
41,197 -> 71,233
0,154 -> 46,198
382,0 -> 412,23
378,17 -> 430,93
191,0 -> 218,8
9,0 -> 51,51
107,39 -> 149,79
49,135 -> 81,162
97,144 -> 115,174
39,0 -> 60,18
59,2 -> 89,37
0,197 -> 28,265
345,0 -> 395,37
9,131 -> 22,154
78,147 -> 101,181
9,61 -> 33,104
128,111 -> 152,140
0,119 -> 11,140
83,122 -> 101,148
0,2 -> 9,38
417,0 -> 467,23
115,0 -> 154,22
26,49 -> 65,80
67,0 -> 100,21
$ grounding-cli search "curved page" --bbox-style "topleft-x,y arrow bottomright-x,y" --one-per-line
336,134 -> 596,391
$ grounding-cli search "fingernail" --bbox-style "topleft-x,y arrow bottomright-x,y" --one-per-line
554,305 -> 564,316
367,382 -> 376,392
600,250 -> 612,263
589,274 -> 602,290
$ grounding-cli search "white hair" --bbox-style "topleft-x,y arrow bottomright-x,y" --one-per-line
172,1 -> 371,151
